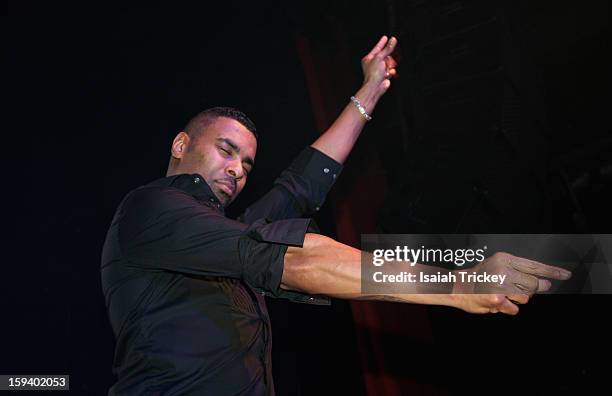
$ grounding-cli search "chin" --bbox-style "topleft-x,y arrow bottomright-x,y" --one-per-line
214,191 -> 231,206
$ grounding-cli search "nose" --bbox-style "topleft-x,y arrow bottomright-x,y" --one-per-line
226,160 -> 244,180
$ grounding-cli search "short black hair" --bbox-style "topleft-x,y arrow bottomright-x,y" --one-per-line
184,107 -> 258,141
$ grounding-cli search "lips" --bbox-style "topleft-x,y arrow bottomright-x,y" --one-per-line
215,180 -> 236,197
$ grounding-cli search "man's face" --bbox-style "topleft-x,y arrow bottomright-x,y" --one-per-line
175,117 -> 257,206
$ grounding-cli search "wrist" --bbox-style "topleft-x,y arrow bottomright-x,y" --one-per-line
354,82 -> 381,114
451,269 -> 472,295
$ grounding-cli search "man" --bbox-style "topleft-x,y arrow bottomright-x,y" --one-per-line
101,36 -> 570,395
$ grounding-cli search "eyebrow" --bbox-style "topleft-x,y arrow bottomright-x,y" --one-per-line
216,137 -> 255,167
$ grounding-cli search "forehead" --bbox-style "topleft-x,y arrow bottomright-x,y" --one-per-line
199,116 -> 257,157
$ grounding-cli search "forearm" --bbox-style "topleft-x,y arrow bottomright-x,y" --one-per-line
310,82 -> 381,164
282,233 -> 459,308
310,35 -> 398,164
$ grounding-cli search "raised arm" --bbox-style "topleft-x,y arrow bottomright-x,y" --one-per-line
311,35 -> 398,164
282,233 -> 572,315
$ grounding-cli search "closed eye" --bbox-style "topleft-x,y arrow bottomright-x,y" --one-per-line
218,146 -> 231,156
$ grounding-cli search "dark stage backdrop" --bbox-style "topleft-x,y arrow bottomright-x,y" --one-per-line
3,2 -> 611,395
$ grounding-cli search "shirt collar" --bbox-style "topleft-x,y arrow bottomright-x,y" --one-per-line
148,173 -> 225,214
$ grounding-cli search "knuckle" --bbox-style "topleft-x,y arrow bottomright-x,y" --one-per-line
489,294 -> 504,306
492,251 -> 508,261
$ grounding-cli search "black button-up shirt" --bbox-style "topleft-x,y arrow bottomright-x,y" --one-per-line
101,147 -> 342,395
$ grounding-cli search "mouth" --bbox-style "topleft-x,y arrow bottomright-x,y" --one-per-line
215,180 -> 236,197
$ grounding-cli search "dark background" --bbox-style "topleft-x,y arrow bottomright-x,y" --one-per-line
3,1 -> 611,395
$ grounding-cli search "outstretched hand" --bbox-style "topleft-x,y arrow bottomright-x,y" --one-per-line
452,252 -> 572,315
361,35 -> 399,95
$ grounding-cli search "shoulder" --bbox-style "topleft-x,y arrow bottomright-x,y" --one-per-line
120,184 -> 198,215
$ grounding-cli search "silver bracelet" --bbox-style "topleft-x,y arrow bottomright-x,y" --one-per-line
350,96 -> 372,121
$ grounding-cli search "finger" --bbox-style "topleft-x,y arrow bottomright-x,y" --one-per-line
538,278 -> 552,292
365,35 -> 388,59
510,271 -> 539,294
380,36 -> 397,58
509,269 -> 552,293
383,69 -> 397,80
385,55 -> 398,69
508,256 -> 572,280
507,294 -> 530,304
498,297 -> 519,315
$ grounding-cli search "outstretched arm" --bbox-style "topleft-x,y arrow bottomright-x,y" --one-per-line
282,233 -> 572,315
311,35 -> 399,164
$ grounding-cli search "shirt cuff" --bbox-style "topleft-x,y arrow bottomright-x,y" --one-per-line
238,217 -> 331,306
289,146 -> 343,188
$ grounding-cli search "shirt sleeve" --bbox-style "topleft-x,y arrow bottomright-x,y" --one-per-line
117,185 -> 329,304
238,146 -> 342,224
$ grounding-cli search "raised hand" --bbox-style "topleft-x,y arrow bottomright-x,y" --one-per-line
361,35 -> 399,95
310,35 -> 401,163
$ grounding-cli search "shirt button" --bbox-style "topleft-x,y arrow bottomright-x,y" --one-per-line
323,168 -> 330,174
194,177 -> 201,183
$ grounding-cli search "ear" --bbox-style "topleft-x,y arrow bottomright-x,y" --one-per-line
171,132 -> 190,159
